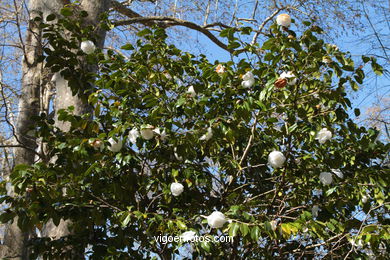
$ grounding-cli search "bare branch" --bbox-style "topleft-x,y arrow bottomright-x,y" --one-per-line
251,8 -> 283,45
114,16 -> 233,53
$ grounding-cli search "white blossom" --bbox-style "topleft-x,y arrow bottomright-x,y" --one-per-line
140,125 -> 154,140
312,205 -> 319,218
181,231 -> 196,242
170,182 -> 184,196
362,195 -> 368,204
108,138 -> 122,152
187,85 -> 196,97
331,169 -> 344,179
280,71 -> 297,85
207,211 -> 227,229
241,71 -> 255,88
319,172 -> 333,185
199,127 -> 213,141
316,128 -> 332,144
160,129 -> 167,141
276,13 -> 292,28
270,220 -> 278,231
153,128 -> 168,141
80,40 -> 96,54
215,64 -> 226,74
128,128 -> 139,144
268,151 -> 286,168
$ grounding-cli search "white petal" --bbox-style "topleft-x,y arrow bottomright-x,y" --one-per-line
319,172 -> 333,185
170,183 -> 184,196
80,40 -> 96,54
268,151 -> 286,168
331,169 -> 343,179
276,14 -> 292,27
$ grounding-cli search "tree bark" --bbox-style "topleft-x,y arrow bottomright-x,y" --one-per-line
0,0 -> 56,258
40,0 -> 111,258
0,0 -> 110,259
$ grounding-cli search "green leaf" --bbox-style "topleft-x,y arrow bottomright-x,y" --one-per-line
251,226 -> 261,241
176,220 -> 187,230
240,223 -> 250,237
261,39 -> 275,50
121,212 -> 131,227
45,14 -> 56,22
229,222 -> 240,237
200,241 -> 211,252
362,55 -> 370,63
121,44 -> 134,50
354,108 -> 361,117
60,7 -> 73,17
372,62 -> 383,75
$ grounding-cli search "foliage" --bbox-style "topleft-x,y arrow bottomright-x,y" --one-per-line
0,14 -> 389,259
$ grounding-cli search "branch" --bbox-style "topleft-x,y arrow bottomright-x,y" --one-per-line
251,8 -> 283,45
114,16 -> 232,53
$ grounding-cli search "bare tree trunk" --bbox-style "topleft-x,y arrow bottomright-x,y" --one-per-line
40,0 -> 111,258
0,0 -> 51,258
0,0 -> 110,258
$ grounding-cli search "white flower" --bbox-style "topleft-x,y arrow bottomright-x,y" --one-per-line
331,169 -> 344,179
153,128 -> 168,141
174,147 -> 183,161
215,64 -> 226,74
319,172 -> 333,185
241,71 -> 255,88
140,125 -> 154,140
160,129 -> 167,141
312,205 -> 319,218
280,71 -> 297,85
316,128 -> 332,144
276,13 -> 292,28
207,211 -> 227,228
108,137 -> 122,152
128,128 -> 139,144
331,44 -> 339,51
199,127 -> 213,141
170,182 -> 184,196
270,220 -> 278,231
187,85 -> 196,97
181,231 -> 196,242
80,40 -> 96,54
268,151 -> 286,168
362,195 -> 368,204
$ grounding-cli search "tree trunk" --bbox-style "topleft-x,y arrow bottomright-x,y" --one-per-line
40,0 -> 111,258
0,0 -> 55,258
0,0 -> 110,259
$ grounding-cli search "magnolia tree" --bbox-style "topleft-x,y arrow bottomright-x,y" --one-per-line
1,12 -> 389,259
